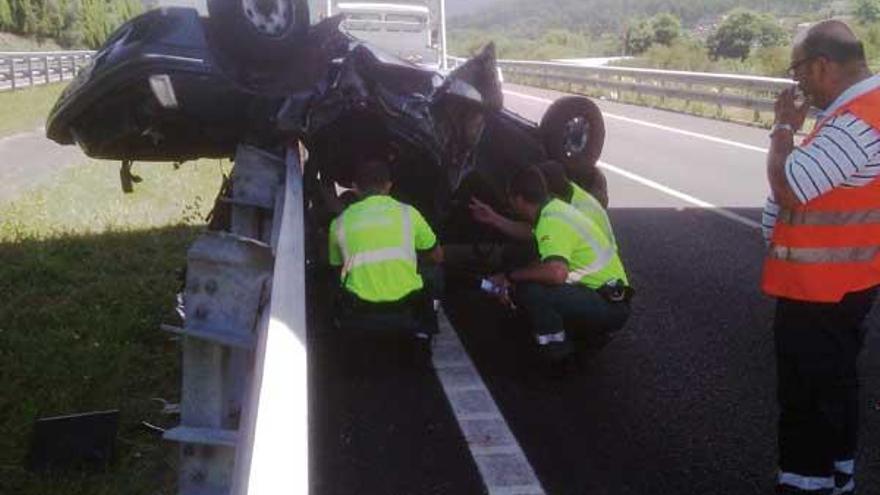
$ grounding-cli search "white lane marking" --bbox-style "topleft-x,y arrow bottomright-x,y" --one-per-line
434,309 -> 546,495
599,160 -> 761,230
502,88 -> 762,230
503,89 -> 769,154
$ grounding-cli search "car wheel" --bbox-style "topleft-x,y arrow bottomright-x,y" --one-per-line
207,0 -> 310,62
539,96 -> 605,187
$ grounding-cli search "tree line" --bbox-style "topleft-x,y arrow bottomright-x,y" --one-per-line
452,0 -> 880,77
0,0 -> 142,48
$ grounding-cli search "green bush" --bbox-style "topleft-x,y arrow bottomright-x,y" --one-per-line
2,0 -> 141,48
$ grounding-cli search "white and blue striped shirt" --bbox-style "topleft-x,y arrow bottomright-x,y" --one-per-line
763,75 -> 880,242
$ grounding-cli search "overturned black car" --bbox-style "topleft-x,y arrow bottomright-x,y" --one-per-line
46,1 -> 608,246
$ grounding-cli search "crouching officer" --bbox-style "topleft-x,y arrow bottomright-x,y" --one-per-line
328,159 -> 444,354
487,166 -> 631,363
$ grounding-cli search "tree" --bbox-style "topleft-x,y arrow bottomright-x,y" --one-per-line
0,0 -> 13,31
651,13 -> 681,46
707,9 -> 788,61
626,19 -> 654,55
854,0 -> 880,24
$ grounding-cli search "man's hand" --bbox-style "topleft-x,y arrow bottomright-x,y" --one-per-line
488,273 -> 516,309
470,198 -> 499,227
774,87 -> 810,132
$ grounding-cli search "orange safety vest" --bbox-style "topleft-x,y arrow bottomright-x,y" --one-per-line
762,87 -> 880,302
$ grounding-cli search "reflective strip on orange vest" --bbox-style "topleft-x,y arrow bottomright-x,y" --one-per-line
778,208 -> 880,226
769,245 -> 880,264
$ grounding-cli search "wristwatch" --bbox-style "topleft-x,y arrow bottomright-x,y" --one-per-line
770,123 -> 794,138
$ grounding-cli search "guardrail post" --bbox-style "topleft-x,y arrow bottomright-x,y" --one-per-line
27,56 -> 34,87
57,55 -> 63,82
10,56 -> 16,90
43,55 -> 50,84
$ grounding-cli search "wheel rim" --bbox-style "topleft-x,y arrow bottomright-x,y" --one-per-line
562,116 -> 589,158
242,0 -> 292,37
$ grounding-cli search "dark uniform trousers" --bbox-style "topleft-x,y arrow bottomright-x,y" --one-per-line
336,264 -> 444,339
774,285 -> 877,494
515,282 -> 630,361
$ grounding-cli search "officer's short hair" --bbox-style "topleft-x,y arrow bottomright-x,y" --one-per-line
536,160 -> 573,200
354,159 -> 391,192
802,29 -> 866,65
508,166 -> 549,204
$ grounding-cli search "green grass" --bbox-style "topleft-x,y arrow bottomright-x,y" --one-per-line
0,82 -> 68,137
0,158 -> 231,494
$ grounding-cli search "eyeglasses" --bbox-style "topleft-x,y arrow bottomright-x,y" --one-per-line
787,56 -> 816,78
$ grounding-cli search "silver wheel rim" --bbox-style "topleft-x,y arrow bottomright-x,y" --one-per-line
563,116 -> 589,158
242,0 -> 292,37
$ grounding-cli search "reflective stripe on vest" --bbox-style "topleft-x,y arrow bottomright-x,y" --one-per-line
336,204 -> 415,278
779,208 -> 880,226
571,192 -> 618,250
769,245 -> 880,264
542,209 -> 615,285
762,85 -> 880,302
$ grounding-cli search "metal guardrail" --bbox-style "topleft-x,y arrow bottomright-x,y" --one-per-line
0,50 -> 95,92
163,143 -> 307,495
449,56 -> 796,117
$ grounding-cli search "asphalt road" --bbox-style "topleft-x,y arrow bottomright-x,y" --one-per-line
311,83 -> 880,494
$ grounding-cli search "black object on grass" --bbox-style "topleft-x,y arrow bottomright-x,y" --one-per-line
27,410 -> 119,472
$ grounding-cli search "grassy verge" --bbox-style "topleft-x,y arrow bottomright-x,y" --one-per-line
0,83 -> 68,137
0,158 -> 230,495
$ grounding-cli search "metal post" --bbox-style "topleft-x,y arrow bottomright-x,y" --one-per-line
57,56 -> 63,81
44,55 -> 50,84
439,0 -> 448,72
10,56 -> 16,90
27,56 -> 34,87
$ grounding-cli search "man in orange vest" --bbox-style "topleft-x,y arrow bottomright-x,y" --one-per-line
763,20 -> 880,495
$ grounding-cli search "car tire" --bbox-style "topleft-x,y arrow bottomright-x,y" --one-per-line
207,0 -> 310,63
539,96 -> 605,187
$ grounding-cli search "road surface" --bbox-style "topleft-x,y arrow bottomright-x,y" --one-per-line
310,82 -> 880,495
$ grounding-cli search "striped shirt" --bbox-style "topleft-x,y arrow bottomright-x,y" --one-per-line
763,75 -> 880,242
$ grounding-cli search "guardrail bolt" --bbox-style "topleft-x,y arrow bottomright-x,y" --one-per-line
194,306 -> 208,320
191,470 -> 206,484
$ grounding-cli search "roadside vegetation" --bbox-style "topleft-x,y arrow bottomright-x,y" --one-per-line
451,0 -> 880,77
0,83 -> 66,136
0,0 -> 141,49
0,158 -> 230,494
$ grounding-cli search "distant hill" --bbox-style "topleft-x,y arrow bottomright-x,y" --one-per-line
451,0 -> 831,36
446,0 -> 506,18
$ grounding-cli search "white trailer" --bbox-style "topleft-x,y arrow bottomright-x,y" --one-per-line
326,0 -> 447,70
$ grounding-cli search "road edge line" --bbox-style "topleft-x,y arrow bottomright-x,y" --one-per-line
434,308 -> 546,495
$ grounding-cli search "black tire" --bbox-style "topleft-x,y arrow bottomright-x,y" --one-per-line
207,0 -> 310,63
539,96 -> 605,188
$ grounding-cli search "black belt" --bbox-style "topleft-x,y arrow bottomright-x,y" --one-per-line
595,280 -> 634,304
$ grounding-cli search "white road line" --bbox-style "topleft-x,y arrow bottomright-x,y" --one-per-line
434,309 -> 546,495
598,161 -> 761,230
502,88 -> 763,230
503,89 -> 769,153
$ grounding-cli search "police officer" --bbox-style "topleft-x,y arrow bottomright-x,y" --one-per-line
484,166 -> 631,363
470,160 -> 617,250
328,159 -> 443,352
